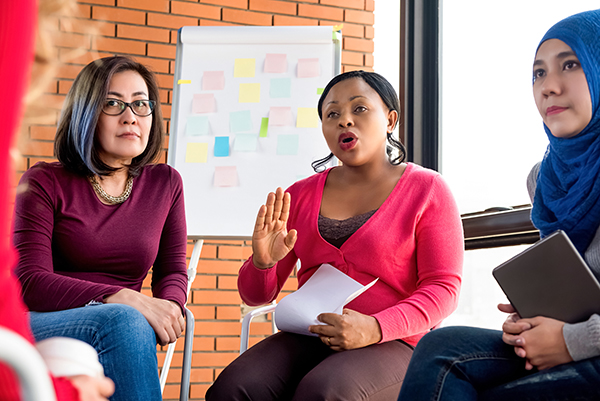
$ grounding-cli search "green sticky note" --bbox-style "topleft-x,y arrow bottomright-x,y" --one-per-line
234,58 -> 255,78
186,115 -> 210,136
185,143 -> 208,163
296,107 -> 319,128
239,83 -> 261,103
230,110 -> 253,133
270,78 -> 291,98
317,88 -> 324,95
234,134 -> 258,152
277,134 -> 299,155
259,117 -> 269,138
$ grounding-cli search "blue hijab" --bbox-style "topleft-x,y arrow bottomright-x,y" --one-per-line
532,9 -> 600,254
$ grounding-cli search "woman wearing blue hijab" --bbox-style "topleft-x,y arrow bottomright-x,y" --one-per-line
398,9 -> 600,400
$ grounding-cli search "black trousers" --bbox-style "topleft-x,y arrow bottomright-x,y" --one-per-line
205,332 -> 414,401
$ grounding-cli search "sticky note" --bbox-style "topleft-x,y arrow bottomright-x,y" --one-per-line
193,93 -> 215,114
214,136 -> 230,157
202,71 -> 225,90
297,58 -> 320,78
317,88 -> 324,95
230,110 -> 253,133
264,53 -> 287,73
297,107 -> 319,128
239,83 -> 261,103
259,117 -> 269,138
185,143 -> 208,163
214,166 -> 238,187
269,107 -> 293,126
270,78 -> 291,98
234,58 -> 255,78
277,134 -> 299,156
186,115 -> 210,136
178,79 -> 191,84
234,134 -> 258,152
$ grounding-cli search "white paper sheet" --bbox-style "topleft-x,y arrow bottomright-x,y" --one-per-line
274,264 -> 378,336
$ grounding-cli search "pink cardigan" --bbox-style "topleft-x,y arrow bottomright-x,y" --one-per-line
238,163 -> 464,346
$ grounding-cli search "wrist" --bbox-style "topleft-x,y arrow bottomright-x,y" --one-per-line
251,255 -> 275,270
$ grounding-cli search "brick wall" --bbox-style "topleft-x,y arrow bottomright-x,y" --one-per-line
23,1 -> 376,399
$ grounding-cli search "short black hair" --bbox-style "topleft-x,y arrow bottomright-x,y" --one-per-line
312,70 -> 406,172
54,56 -> 164,177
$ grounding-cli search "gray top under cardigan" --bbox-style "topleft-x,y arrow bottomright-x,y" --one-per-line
527,162 -> 600,361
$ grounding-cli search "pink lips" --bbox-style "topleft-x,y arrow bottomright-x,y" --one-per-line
546,106 -> 567,116
338,132 -> 357,151
118,132 -> 140,139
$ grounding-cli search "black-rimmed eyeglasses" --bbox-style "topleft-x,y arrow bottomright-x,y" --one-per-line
102,98 -> 156,117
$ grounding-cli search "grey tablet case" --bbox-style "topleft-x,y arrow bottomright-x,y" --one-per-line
492,230 -> 600,323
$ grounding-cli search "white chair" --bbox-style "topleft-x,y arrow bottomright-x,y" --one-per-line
239,301 -> 277,354
159,240 -> 201,401
0,326 -> 56,401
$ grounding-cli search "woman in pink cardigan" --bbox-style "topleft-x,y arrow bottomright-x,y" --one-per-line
206,71 -> 464,401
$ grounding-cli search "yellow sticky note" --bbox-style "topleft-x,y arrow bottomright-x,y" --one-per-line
239,83 -> 261,103
234,58 -> 256,78
185,143 -> 208,163
178,79 -> 191,84
296,107 -> 319,128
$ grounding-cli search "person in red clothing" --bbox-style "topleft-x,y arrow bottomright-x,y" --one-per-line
0,0 -> 113,400
206,71 -> 464,400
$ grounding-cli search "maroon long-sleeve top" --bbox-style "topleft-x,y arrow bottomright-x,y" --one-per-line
14,162 -> 188,313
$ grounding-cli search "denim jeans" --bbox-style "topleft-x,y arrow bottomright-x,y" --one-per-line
29,303 -> 161,401
397,326 -> 600,401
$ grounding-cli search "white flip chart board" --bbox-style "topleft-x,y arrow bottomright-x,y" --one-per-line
168,26 -> 341,239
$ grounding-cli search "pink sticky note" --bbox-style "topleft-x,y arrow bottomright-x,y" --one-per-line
264,54 -> 287,73
269,107 -> 293,126
202,71 -> 225,90
297,58 -> 320,78
214,166 -> 238,187
193,93 -> 215,114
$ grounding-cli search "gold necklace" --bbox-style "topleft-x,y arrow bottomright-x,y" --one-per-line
88,175 -> 133,205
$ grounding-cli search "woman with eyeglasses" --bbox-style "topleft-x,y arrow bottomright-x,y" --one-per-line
13,56 -> 188,401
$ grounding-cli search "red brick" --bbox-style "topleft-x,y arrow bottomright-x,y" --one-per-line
248,321 -> 274,335
13,155 -> 27,172
249,0 -> 296,15
53,31 -> 91,49
117,0 -> 169,12
192,351 -> 238,367
190,368 -> 213,382
200,19 -> 239,26
343,37 -> 374,53
342,50 -> 363,66
345,9 -> 374,25
216,305 -> 240,320
298,4 -> 343,21
134,56 -> 170,74
216,336 -> 241,351
61,17 -> 115,37
344,64 -> 372,73
218,245 -> 244,260
273,14 -> 318,26
92,6 -> 146,25
22,141 -> 55,157
200,244 -> 217,258
75,4 -> 92,18
364,53 -> 373,67
58,80 -> 73,94
365,25 -> 374,39
217,275 -> 237,290
59,49 -> 113,65
147,12 -> 198,30
223,9 -> 272,26
205,240 -> 244,245
171,1 -> 221,20
117,24 -> 170,43
193,289 -> 241,305
192,337 -> 215,351
187,305 -> 215,320
320,0 -> 364,9
93,36 -> 146,55
201,0 -> 248,9
198,260 -> 242,275
190,384 -> 211,400
80,0 -> 115,5
30,126 -> 56,141
241,246 -> 252,259
147,42 -> 176,59
193,274 -> 217,289
165,367 -> 182,384
365,0 -> 374,12
155,73 -> 176,90
161,384 -> 180,399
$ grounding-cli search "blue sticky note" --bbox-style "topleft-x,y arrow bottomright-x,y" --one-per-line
214,136 -> 230,157
276,134 -> 299,156
270,78 -> 291,98
229,110 -> 252,133
186,115 -> 210,136
234,134 -> 258,152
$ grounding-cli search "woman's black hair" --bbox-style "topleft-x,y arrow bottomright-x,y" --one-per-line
311,70 -> 406,172
54,56 -> 164,177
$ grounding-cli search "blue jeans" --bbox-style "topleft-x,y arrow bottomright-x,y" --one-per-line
397,326 -> 600,401
29,304 -> 161,401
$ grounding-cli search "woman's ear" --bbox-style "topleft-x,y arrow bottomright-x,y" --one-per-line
387,109 -> 399,133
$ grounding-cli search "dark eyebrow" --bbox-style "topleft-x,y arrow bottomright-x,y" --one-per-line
325,95 -> 366,106
107,91 -> 148,98
533,51 -> 578,67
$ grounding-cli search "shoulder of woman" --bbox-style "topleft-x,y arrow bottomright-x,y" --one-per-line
20,161 -> 68,184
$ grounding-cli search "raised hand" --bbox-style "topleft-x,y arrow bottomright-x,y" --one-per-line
251,187 -> 297,269
105,289 -> 185,346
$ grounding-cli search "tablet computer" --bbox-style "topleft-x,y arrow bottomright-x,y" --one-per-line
492,230 -> 600,323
